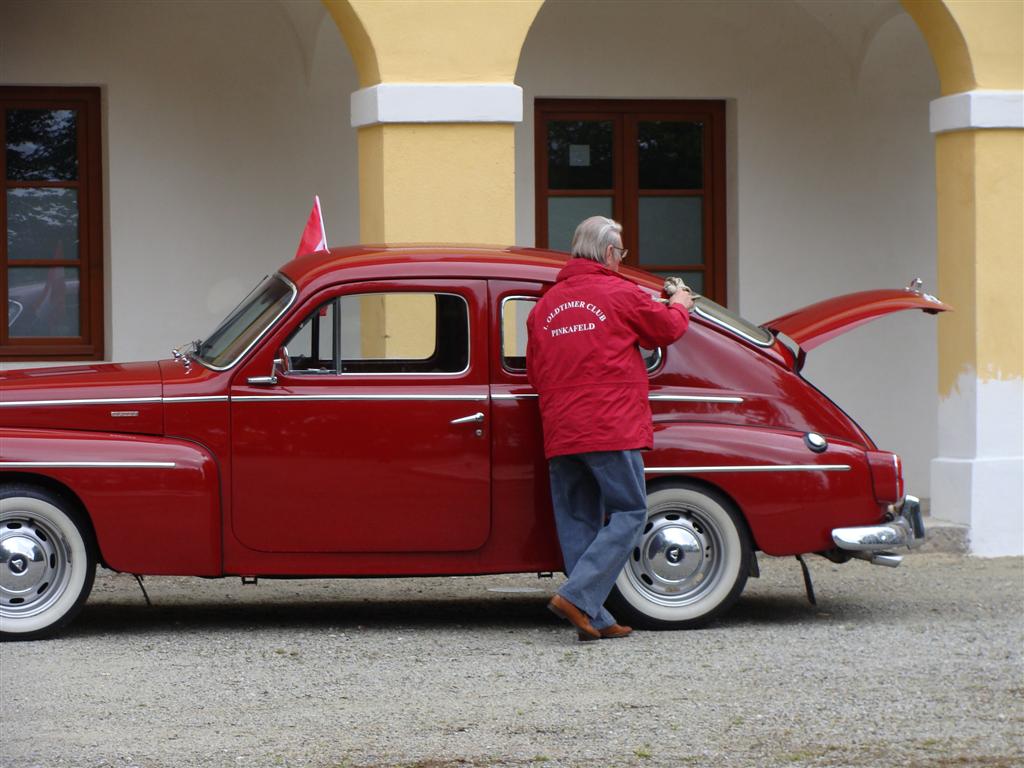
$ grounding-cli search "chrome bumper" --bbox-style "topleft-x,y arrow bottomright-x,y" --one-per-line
831,495 -> 926,567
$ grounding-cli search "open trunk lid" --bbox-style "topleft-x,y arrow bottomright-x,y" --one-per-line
765,281 -> 951,352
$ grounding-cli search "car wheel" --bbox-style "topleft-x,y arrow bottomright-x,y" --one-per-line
0,485 -> 96,640
607,483 -> 751,630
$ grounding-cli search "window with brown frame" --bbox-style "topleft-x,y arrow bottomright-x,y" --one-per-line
2,86 -> 103,361
535,99 -> 726,304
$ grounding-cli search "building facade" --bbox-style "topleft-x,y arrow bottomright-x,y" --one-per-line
1,0 -> 1021,554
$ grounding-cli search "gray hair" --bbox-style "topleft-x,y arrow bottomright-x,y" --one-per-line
570,216 -> 622,263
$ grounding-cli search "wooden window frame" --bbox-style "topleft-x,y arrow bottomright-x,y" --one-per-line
1,86 -> 104,361
535,98 -> 726,304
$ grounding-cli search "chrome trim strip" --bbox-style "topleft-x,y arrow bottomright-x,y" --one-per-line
0,461 -> 176,469
231,393 -> 489,402
0,395 -> 231,407
491,393 -> 538,400
0,397 -> 161,407
648,394 -> 744,404
193,274 -> 299,372
163,396 -> 230,403
644,464 -> 851,474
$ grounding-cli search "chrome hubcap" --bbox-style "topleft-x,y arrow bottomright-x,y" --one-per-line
1,513 -> 72,618
626,507 -> 723,607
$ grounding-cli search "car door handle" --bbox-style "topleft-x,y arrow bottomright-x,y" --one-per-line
450,412 -> 485,425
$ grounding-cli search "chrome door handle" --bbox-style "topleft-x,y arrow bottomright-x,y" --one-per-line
450,412 -> 485,425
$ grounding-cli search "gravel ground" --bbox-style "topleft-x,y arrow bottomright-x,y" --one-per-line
1,552 -> 1021,768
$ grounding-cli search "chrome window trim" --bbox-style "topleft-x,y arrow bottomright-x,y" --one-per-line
648,394 -> 744,404
329,291 -> 472,377
0,461 -> 176,469
642,346 -> 664,374
194,274 -> 299,372
692,298 -> 774,348
231,393 -> 489,402
491,393 -> 538,400
498,294 -> 663,375
499,294 -> 536,374
643,464 -> 851,474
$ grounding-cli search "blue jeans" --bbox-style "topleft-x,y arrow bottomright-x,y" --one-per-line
548,450 -> 648,630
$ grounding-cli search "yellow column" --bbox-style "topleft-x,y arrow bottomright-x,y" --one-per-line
903,0 -> 1024,555
324,0 -> 543,245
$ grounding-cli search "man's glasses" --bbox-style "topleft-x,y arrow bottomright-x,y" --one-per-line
611,246 -> 629,261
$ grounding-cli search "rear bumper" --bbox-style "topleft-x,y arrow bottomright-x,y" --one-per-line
832,495 -> 926,553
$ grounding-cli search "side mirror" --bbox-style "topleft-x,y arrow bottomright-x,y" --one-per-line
275,347 -> 291,376
246,348 -> 290,386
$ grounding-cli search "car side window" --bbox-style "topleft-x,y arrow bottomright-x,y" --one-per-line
285,292 -> 469,375
499,295 -> 662,374
501,296 -> 534,372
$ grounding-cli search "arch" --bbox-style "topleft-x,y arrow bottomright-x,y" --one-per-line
901,0 -> 975,95
322,0 -> 380,87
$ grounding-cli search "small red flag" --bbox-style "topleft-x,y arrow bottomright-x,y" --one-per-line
294,195 -> 328,259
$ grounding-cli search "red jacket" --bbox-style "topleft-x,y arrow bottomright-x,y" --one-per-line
526,259 -> 690,459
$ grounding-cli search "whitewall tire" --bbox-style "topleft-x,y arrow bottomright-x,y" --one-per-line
0,486 -> 96,640
607,483 -> 751,629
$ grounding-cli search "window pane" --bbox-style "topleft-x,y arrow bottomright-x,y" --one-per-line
645,270 -> 704,295
7,266 -> 80,337
196,275 -> 294,369
547,120 -> 613,189
338,293 -> 468,374
6,109 -> 78,181
638,196 -> 702,266
548,196 -> 612,252
502,297 -> 536,372
638,121 -> 703,189
285,300 -> 337,373
6,188 -> 79,261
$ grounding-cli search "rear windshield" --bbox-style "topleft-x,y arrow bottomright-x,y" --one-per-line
692,296 -> 773,346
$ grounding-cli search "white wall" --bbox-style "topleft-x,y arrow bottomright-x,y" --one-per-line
515,0 -> 940,497
0,0 -> 359,364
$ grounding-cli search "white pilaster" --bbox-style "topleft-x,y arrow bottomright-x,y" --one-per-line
932,374 -> 1024,556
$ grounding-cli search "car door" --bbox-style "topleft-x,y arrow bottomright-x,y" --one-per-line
230,279 -> 491,553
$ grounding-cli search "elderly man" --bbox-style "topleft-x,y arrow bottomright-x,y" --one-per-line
527,216 -> 694,640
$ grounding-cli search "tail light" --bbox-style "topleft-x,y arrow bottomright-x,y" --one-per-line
867,450 -> 903,504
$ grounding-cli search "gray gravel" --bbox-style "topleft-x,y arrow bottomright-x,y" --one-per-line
1,552 -> 1021,768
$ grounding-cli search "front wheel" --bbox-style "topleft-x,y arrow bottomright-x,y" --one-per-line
1,485 -> 96,640
607,483 -> 751,630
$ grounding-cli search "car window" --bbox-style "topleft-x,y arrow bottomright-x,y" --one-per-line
196,274 -> 295,369
285,292 -> 469,375
500,295 -> 661,374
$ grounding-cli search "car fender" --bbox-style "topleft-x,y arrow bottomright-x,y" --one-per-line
647,422 -> 880,556
0,428 -> 221,575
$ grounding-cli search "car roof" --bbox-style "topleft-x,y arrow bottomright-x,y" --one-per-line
278,245 -> 664,294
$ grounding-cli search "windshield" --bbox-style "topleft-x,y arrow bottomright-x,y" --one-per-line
194,274 -> 296,369
692,295 -> 773,347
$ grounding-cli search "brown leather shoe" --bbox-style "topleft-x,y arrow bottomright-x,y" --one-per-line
548,594 -> 600,640
577,624 -> 633,641
598,623 -> 633,639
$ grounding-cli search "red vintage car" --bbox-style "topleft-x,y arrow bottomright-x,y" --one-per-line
0,246 -> 948,639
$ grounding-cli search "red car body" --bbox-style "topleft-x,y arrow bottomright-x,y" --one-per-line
0,246 -> 948,638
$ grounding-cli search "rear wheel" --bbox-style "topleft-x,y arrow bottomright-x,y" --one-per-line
1,486 -> 96,640
607,483 -> 751,629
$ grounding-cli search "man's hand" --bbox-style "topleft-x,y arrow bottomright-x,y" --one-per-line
668,289 -> 694,311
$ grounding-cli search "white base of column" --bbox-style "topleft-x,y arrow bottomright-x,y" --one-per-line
931,456 -> 1024,557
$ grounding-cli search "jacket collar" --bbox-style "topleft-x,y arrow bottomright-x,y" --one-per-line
555,257 -> 624,283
